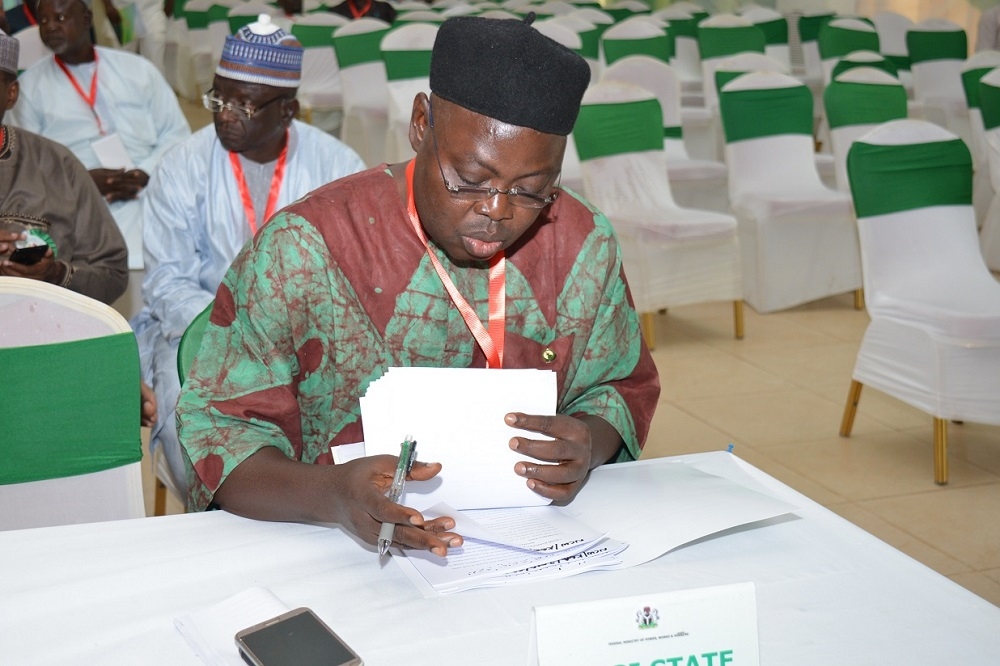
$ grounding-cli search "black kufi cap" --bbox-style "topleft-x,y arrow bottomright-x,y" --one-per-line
429,15 -> 590,136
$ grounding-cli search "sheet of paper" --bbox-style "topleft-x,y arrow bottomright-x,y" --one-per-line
361,367 -> 557,510
174,587 -> 289,666
422,503 -> 606,552
91,133 -> 135,170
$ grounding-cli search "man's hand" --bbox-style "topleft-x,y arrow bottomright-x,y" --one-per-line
327,455 -> 463,557
0,232 -> 66,284
90,168 -> 150,202
140,381 -> 158,428
506,413 -> 625,503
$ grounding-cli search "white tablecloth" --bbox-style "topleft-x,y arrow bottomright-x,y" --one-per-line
2,452 -> 998,664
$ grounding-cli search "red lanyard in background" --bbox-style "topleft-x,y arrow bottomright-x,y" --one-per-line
55,51 -> 103,136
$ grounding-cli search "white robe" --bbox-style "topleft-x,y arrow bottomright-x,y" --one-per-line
132,120 -> 365,491
10,46 -> 191,269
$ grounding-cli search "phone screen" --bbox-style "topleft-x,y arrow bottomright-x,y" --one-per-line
237,609 -> 361,666
9,244 -> 48,265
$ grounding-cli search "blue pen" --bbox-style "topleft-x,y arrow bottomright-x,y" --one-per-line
377,435 -> 417,557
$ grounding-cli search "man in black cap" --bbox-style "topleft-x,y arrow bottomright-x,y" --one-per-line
177,16 -> 660,557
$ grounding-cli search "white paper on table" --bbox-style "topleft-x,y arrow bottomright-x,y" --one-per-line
360,367 -> 557,510
330,441 -> 366,465
174,587 -> 289,666
422,503 -> 606,552
91,132 -> 135,170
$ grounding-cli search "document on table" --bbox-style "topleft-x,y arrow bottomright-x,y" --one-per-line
392,457 -> 800,596
360,367 -> 557,510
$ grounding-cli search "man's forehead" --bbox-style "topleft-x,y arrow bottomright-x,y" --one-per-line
213,76 -> 280,99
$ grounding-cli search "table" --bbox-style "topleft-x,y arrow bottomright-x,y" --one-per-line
2,452 -> 999,664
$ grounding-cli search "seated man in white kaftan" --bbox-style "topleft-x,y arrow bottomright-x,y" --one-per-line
9,0 -> 190,274
132,15 -> 365,494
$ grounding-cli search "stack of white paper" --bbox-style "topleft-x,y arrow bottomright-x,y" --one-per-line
361,367 -> 558,510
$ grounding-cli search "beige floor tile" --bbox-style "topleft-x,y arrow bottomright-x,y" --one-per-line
946,572 -> 1000,608
641,404 -> 739,459
812,382 -> 931,432
984,568 -> 1000,586
730,342 -> 860,390
763,432 -> 1000,500
730,446 -> 848,506
860,484 -> 1000,570
772,294 -> 871,342
652,347 -> 793,401
901,423 -> 1000,477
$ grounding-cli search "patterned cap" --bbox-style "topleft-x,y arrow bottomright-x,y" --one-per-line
216,14 -> 303,88
0,30 -> 19,76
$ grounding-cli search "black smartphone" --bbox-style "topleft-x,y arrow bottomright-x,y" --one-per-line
9,244 -> 49,265
235,607 -> 364,666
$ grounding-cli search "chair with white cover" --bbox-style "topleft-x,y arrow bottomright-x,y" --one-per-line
333,17 -> 392,167
977,67 -> 1000,271
960,51 -> 1000,227
14,26 -> 50,74
601,18 -> 671,69
829,49 -> 898,80
291,13 -> 350,132
906,19 -> 970,147
227,3 -> 279,35
818,18 -> 879,87
532,0 -> 576,16
602,55 -> 729,213
163,13 -> 200,99
380,22 -> 437,164
574,81 -> 743,349
741,6 -> 790,71
395,10 -> 445,22
823,67 -> 907,193
652,6 -> 703,103
480,9 -> 521,20
546,14 -> 601,82
872,10 -> 914,90
794,9 -> 834,86
839,119 -> 1000,485
0,277 -> 145,530
719,71 -> 861,313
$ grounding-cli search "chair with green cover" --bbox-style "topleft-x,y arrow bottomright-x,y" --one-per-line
291,12 -> 350,129
818,17 -> 879,86
547,14 -> 601,81
960,51 -> 1000,226
0,277 -> 145,530
380,22 -> 437,163
652,6 -> 703,103
333,17 -> 392,166
573,81 -> 743,349
906,19 -> 969,145
227,3 -> 278,35
741,6 -> 790,72
395,9 -> 445,22
698,14 -> 766,115
829,49 -> 898,81
176,303 -> 213,386
601,18 -> 672,69
794,9 -> 834,86
719,71 -> 861,313
872,10 -> 914,89
823,67 -> 907,193
839,119 -> 1000,486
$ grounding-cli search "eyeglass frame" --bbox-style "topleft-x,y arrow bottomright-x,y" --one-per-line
427,102 -> 560,209
202,88 -> 289,120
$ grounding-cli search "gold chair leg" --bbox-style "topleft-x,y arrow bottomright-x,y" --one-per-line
839,380 -> 863,436
854,288 -> 865,310
733,300 -> 744,339
154,478 -> 167,516
641,312 -> 655,351
934,417 -> 949,485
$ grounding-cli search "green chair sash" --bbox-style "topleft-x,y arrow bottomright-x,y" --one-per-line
720,83 -> 813,142
698,25 -> 766,60
207,4 -> 229,22
667,16 -> 698,39
605,8 -> 637,23
574,98 -> 663,161
961,67 -> 994,109
979,78 -> 1000,130
715,68 -> 752,93
796,12 -> 834,43
818,24 -> 879,60
291,23 -> 337,48
755,17 -> 788,46
824,80 -> 907,129
228,14 -> 258,35
603,35 -> 672,66
884,53 -> 911,71
178,304 -> 213,385
0,332 -> 141,485
183,9 -> 210,29
333,28 -> 392,68
830,56 -> 898,80
382,49 -> 433,80
577,27 -> 601,60
664,125 -> 683,139
848,138 -> 972,217
907,30 -> 967,65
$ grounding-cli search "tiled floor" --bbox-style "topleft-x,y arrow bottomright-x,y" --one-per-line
142,292 -> 1000,608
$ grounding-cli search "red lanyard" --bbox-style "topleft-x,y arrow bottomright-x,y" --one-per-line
24,2 -> 37,25
227,131 -> 289,236
348,0 -> 372,18
405,159 -> 505,369
55,52 -> 103,136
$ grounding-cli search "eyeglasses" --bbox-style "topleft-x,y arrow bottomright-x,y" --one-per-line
428,104 -> 559,209
202,89 -> 287,120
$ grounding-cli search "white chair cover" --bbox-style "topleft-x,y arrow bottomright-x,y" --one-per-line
333,17 -> 391,166
14,26 -> 50,73
653,7 -> 702,99
742,6 -> 790,71
872,9 -> 914,91
292,13 -> 350,133
0,277 -> 145,530
907,19 -> 970,147
720,71 -> 861,313
546,14 -> 600,81
479,9 -> 521,19
961,51 -> 1000,227
380,22 -> 437,164
819,18 -> 878,86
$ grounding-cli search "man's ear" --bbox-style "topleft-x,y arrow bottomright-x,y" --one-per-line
408,92 -> 430,153
283,96 -> 299,126
2,77 -> 18,112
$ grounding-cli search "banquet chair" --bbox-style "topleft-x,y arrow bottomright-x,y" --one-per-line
163,13 -> 200,99
291,13 -> 350,130
829,49 -> 898,80
602,55 -> 729,213
480,9 -> 521,20
839,119 -> 1000,486
439,3 -> 480,17
532,20 -> 584,191
333,17 -> 392,167
651,6 -> 703,103
574,81 -> 743,349
601,18 -> 671,68
227,3 -> 278,34
977,67 -> 1000,272
395,10 -> 445,23
719,71 -> 861,314
872,10 -> 914,89
817,18 -> 879,86
14,26 -> 49,73
794,10 -> 834,82
0,277 -> 145,530
960,51 -> 1000,227
380,22 -> 437,164
906,19 -> 970,147
741,6 -> 790,71
823,67 -> 907,193
532,0 -> 576,16
546,14 -> 601,81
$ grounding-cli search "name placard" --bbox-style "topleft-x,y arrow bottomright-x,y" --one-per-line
529,582 -> 758,666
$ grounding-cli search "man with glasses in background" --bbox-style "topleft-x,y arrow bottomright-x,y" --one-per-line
177,15 -> 659,556
132,14 -> 364,495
